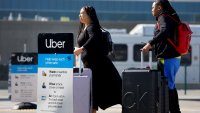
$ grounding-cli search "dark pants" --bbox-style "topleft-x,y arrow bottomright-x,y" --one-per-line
169,88 -> 181,113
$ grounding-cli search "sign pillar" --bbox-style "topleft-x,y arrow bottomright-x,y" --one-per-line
10,53 -> 38,102
37,33 -> 74,113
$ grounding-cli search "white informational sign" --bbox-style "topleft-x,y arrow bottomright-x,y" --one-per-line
10,53 -> 38,102
37,33 -> 74,113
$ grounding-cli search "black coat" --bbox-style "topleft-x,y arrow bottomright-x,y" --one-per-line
77,24 -> 122,110
149,12 -> 180,59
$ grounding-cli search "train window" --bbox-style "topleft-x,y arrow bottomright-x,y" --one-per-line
180,46 -> 192,66
0,64 -> 8,81
133,44 -> 157,62
110,44 -> 127,61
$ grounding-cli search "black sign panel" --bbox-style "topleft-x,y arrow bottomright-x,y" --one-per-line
11,53 -> 38,65
38,33 -> 73,54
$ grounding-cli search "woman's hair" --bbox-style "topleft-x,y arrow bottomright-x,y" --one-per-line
154,0 -> 180,21
77,6 -> 102,36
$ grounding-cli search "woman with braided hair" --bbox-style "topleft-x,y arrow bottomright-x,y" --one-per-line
141,0 -> 182,113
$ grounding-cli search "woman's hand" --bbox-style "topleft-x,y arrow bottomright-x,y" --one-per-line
140,43 -> 152,53
74,47 -> 84,56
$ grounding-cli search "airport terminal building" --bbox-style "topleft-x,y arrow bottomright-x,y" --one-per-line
0,0 -> 200,23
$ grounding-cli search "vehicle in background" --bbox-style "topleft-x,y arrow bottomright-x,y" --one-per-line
109,24 -> 200,88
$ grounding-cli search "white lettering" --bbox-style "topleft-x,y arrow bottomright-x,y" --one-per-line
17,56 -> 33,62
45,39 -> 65,48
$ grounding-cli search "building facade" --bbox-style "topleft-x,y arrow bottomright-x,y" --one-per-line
0,0 -> 200,23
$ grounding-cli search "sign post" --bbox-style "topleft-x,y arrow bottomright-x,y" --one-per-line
37,33 -> 74,113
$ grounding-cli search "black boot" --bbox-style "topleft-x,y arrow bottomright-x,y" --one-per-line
169,88 -> 181,113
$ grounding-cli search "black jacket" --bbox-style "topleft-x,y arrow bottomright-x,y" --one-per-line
149,12 -> 180,59
77,24 -> 122,110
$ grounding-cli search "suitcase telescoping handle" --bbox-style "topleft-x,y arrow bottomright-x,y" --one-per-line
77,54 -> 83,75
140,50 -> 152,69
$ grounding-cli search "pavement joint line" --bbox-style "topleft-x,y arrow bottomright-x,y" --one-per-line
179,98 -> 200,101
0,109 -> 36,112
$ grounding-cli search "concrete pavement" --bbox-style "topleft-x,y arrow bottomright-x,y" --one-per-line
0,89 -> 200,113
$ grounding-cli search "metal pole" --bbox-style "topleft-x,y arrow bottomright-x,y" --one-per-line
24,43 -> 27,52
149,50 -> 152,69
184,65 -> 187,95
141,51 -> 143,68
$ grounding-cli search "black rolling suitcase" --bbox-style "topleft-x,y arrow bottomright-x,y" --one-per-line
122,51 -> 169,113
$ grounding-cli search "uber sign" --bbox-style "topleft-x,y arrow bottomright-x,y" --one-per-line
11,53 -> 37,65
37,33 -> 74,113
10,53 -> 38,102
38,33 -> 73,54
